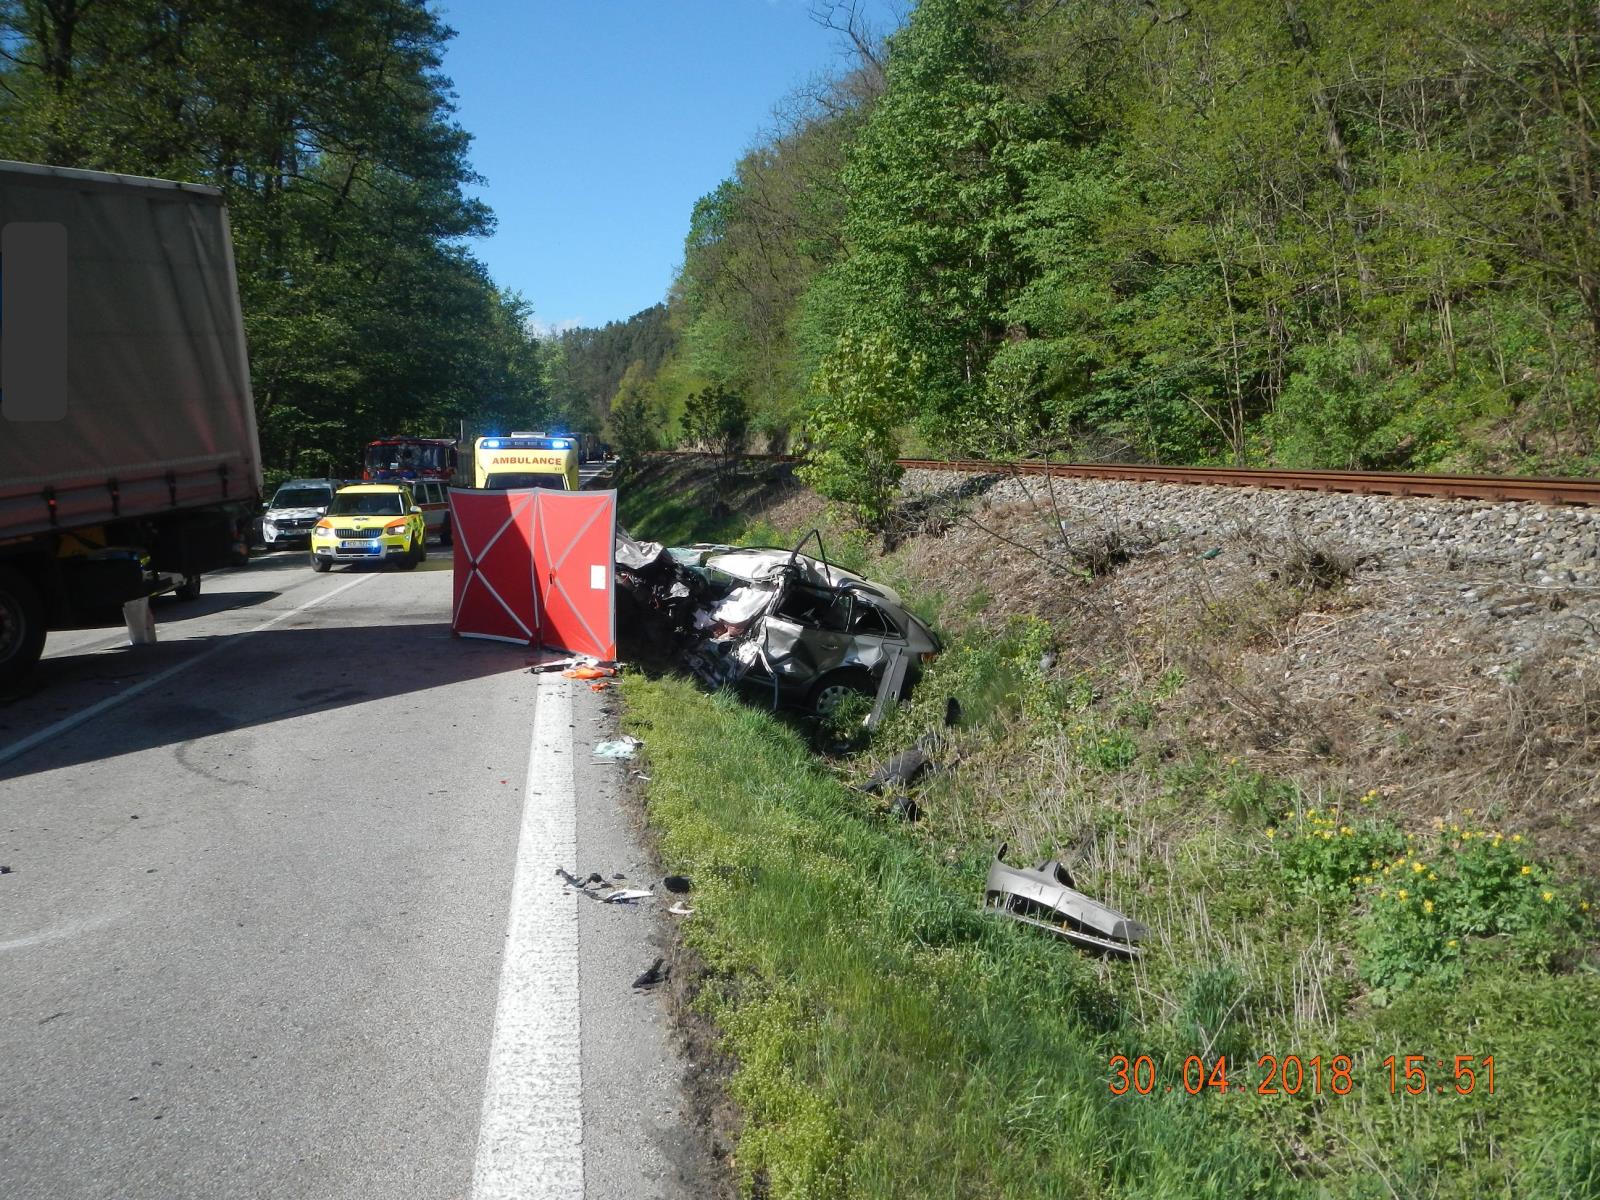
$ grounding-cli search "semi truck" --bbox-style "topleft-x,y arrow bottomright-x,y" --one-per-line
0,160 -> 261,688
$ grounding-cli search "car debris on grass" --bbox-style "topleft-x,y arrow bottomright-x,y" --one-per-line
983,844 -> 1149,958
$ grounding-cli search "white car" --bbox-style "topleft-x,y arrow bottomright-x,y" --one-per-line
261,479 -> 336,548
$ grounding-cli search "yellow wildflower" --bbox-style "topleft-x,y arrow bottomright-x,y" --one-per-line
1321,830 -> 1333,840
1265,828 -> 1276,839
1340,825 -> 1353,836
1428,872 -> 1437,881
1398,889 -> 1409,901
1521,865 -> 1533,876
1543,891 -> 1554,903
1424,900 -> 1434,914
1582,901 -> 1591,912
1412,862 -> 1425,873
1511,833 -> 1521,843
1447,939 -> 1458,948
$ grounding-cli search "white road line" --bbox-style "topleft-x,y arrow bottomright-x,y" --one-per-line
471,674 -> 583,1199
0,573 -> 372,768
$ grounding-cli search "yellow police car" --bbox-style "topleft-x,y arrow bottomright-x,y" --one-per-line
309,484 -> 427,572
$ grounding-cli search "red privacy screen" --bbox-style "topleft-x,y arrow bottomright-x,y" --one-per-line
449,488 -> 616,661
532,489 -> 617,662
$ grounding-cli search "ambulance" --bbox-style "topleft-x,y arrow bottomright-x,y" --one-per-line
473,433 -> 581,491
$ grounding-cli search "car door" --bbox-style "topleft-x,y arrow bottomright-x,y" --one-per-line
760,582 -> 855,679
418,482 -> 446,539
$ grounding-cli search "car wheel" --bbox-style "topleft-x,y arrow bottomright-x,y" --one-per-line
0,566 -> 48,690
311,555 -> 332,573
809,669 -> 874,719
174,575 -> 202,601
395,536 -> 420,571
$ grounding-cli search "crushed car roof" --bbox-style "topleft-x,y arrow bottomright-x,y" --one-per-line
696,546 -> 907,605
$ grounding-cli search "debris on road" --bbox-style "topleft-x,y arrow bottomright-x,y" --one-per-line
604,888 -> 654,904
667,903 -> 695,916
593,736 -> 642,759
982,844 -> 1149,958
632,957 -> 668,990
564,665 -> 616,680
663,875 -> 692,894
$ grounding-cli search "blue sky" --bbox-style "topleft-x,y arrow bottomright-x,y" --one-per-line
437,1 -> 901,334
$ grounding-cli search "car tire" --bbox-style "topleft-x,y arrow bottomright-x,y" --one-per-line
0,566 -> 48,690
808,669 -> 875,719
311,555 -> 332,573
174,575 -> 202,601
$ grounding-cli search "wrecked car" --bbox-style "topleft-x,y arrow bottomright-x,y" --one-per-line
983,845 -> 1148,958
614,529 -> 940,720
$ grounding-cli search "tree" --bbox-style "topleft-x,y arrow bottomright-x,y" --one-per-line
681,384 -> 750,500
607,361 -> 664,476
797,330 -> 923,529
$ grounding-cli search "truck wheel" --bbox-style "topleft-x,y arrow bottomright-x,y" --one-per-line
311,556 -> 332,573
0,566 -> 48,689
174,575 -> 202,601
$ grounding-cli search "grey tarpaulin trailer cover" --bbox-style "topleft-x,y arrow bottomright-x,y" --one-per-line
0,160 -> 261,538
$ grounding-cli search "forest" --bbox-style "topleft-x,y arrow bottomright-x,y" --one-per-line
621,0 -> 1600,484
0,0 -> 550,480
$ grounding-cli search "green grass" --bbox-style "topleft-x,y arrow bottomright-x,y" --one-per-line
619,455 -> 1600,1199
626,677 -> 1290,1199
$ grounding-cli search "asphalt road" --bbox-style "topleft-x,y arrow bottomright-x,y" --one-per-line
0,529 -> 695,1198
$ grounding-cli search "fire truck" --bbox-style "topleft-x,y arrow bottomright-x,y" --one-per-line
362,436 -> 459,483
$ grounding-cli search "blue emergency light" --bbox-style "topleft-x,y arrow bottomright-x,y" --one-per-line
551,439 -> 571,449
483,438 -> 501,449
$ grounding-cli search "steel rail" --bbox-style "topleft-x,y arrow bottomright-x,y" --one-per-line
658,451 -> 1599,507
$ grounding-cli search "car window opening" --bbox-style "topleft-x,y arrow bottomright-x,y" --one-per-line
329,493 -> 406,516
775,584 -> 851,633
483,473 -> 569,490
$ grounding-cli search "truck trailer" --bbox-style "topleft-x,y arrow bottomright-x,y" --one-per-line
0,160 -> 261,688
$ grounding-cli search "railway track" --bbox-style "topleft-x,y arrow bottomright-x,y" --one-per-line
662,452 -> 1600,506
